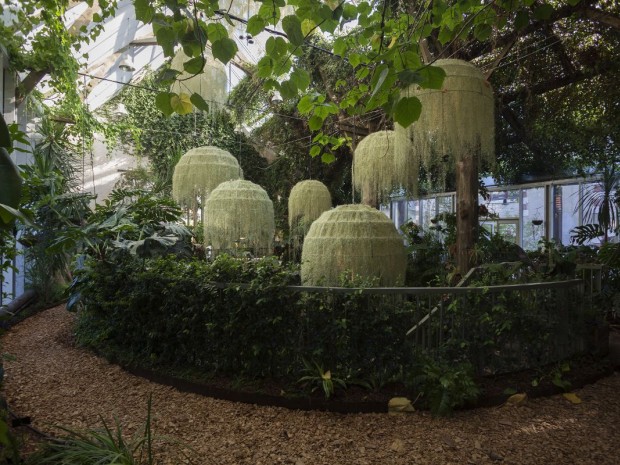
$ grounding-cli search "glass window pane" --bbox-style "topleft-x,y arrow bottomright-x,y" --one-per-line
522,187 -> 545,250
421,198 -> 436,230
392,200 -> 407,231
487,189 -> 520,218
407,200 -> 420,224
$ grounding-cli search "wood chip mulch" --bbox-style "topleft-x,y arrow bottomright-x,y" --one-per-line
2,305 -> 619,465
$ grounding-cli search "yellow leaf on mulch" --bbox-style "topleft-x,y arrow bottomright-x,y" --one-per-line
563,392 -> 582,404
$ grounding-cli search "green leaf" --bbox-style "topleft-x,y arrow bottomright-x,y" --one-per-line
182,56 -> 205,75
533,4 -> 554,21
308,115 -> 323,131
566,0 -> 581,5
514,10 -> 529,31
418,65 -> 446,90
155,27 -> 176,57
246,15 -> 267,36
190,93 -> 210,112
211,38 -> 237,64
155,92 -> 174,116
297,95 -> 315,114
282,15 -> 304,46
349,53 -> 361,68
257,56 -> 274,78
290,68 -> 310,92
279,80 -> 298,100
473,23 -> 492,41
394,96 -> 421,128
398,69 -> 421,85
207,23 -> 228,42
134,0 -> 155,22
333,37 -> 347,57
369,66 -> 389,100
171,93 -> 193,115
321,151 -> 336,164
266,36 -> 288,57
309,145 -> 321,157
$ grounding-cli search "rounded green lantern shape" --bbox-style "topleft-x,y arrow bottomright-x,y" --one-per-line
288,180 -> 332,236
353,130 -> 399,204
204,180 -> 275,256
0,147 -> 22,231
172,146 -> 243,210
301,204 -> 407,286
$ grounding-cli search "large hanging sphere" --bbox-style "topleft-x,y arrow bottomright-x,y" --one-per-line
204,180 -> 275,255
288,180 -> 332,236
353,130 -> 400,205
301,204 -> 407,286
394,58 -> 494,192
172,146 -> 243,209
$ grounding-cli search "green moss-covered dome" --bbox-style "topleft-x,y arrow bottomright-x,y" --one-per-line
288,180 -> 332,235
204,180 -> 275,255
301,204 -> 407,286
353,130 -> 400,205
172,146 -> 243,211
394,58 -> 494,192
170,50 -> 228,110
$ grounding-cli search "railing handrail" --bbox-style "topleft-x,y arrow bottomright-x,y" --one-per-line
211,278 -> 584,295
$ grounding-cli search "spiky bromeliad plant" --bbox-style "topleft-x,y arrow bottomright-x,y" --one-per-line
301,204 -> 407,286
353,130 -> 401,207
394,59 -> 494,191
288,180 -> 332,255
204,179 -> 275,256
171,146 -> 242,224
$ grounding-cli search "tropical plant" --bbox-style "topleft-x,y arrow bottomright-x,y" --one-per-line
298,360 -> 347,400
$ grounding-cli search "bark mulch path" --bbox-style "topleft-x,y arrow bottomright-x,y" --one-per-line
2,305 -> 619,465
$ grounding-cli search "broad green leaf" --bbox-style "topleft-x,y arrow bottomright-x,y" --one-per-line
398,69 -> 421,85
349,53 -> 361,68
474,23 -> 492,41
566,0 -> 581,5
183,56 -> 205,75
533,4 -> 554,21
282,15 -> 304,46
321,151 -> 336,164
257,56 -> 274,78
418,65 -> 446,90
514,10 -> 529,31
342,3 -> 357,20
394,96 -> 421,128
290,68 -> 310,92
308,115 -> 323,131
438,26 -> 453,45
211,38 -> 237,64
279,80 -> 298,100
190,93 -> 210,112
134,0 -> 155,23
246,15 -> 267,36
155,27 -> 176,57
207,23 -> 228,42
155,92 -> 174,116
266,36 -> 287,57
355,67 -> 369,80
297,95 -> 315,114
369,66 -> 389,100
333,37 -> 347,57
309,145 -> 321,157
171,93 -> 193,115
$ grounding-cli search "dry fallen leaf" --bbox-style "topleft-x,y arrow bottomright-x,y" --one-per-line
506,393 -> 528,405
388,397 -> 414,414
563,392 -> 582,404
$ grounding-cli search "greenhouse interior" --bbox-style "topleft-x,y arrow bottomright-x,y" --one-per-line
0,1 -> 619,464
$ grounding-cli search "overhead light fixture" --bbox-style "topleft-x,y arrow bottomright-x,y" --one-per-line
271,91 -> 283,104
119,56 -> 135,72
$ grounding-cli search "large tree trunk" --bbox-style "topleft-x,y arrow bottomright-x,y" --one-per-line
456,154 -> 479,275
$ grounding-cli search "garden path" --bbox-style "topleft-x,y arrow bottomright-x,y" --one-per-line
2,305 -> 619,465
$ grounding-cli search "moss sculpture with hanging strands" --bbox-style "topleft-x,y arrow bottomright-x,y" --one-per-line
301,204 -> 407,286
288,180 -> 332,236
172,146 -> 243,220
170,50 -> 228,110
394,58 -> 494,192
353,130 -> 402,206
204,179 -> 275,256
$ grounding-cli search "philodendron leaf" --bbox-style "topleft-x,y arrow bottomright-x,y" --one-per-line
171,93 -> 193,115
182,56 -> 205,75
394,96 -> 421,128
282,15 -> 304,46
190,93 -> 210,112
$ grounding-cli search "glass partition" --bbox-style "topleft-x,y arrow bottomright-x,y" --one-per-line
522,187 -> 545,250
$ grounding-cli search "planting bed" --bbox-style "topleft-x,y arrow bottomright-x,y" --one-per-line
2,305 -> 620,465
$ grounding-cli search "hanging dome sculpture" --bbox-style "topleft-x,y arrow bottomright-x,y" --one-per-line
204,180 -> 275,256
172,146 -> 242,222
301,204 -> 407,286
353,130 -> 401,206
288,180 -> 332,236
394,58 -> 494,192
170,50 -> 228,110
